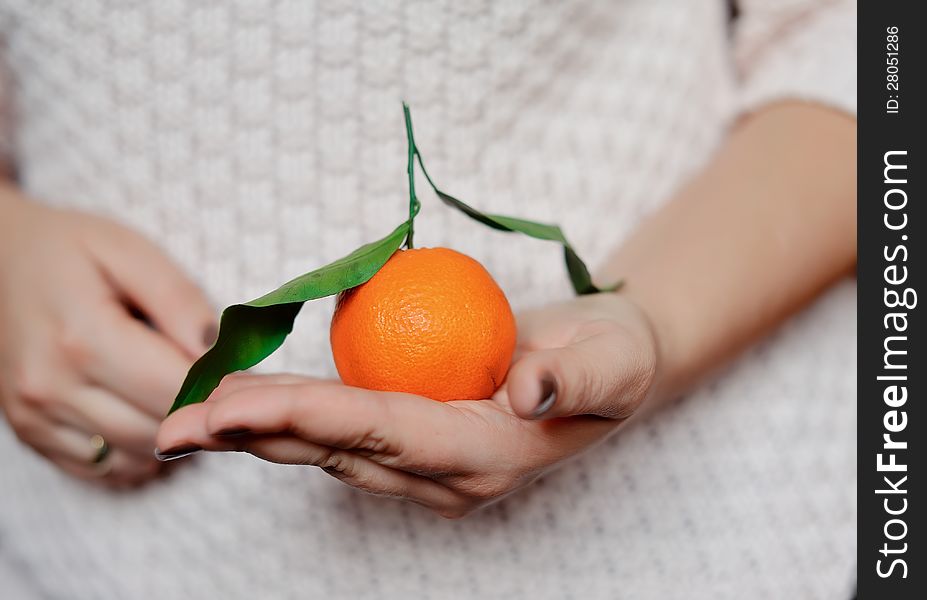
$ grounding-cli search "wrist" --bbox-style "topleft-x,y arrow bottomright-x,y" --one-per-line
582,291 -> 667,413
603,288 -> 680,409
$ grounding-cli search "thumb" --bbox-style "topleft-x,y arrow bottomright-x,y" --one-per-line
506,328 -> 654,421
87,219 -> 218,358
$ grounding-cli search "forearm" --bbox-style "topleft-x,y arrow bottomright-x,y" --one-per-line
599,102 -> 857,402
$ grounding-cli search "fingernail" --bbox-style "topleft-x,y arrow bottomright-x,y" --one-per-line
213,427 -> 251,437
202,323 -> 219,348
154,445 -> 202,462
531,378 -> 557,419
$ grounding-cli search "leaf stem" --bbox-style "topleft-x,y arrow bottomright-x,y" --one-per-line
413,146 -> 439,197
402,102 -> 417,249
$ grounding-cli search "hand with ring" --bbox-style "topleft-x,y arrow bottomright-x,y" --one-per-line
0,181 -> 217,487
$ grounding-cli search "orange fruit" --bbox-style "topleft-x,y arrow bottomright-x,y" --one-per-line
330,247 -> 517,401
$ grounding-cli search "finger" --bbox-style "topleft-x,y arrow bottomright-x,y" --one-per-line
186,381 -> 465,473
79,308 -> 193,417
51,450 -> 162,488
23,413 -> 160,484
204,382 -> 399,446
159,381 -> 483,476
506,328 -> 654,420
204,383 -> 452,461
159,383 -> 395,453
86,220 -> 217,357
156,419 -> 469,516
67,386 -> 160,456
156,402 -> 239,459
208,373 -> 320,403
160,380 -> 348,453
242,435 -> 466,515
214,381 -> 482,477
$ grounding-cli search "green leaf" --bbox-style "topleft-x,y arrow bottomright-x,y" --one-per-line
400,105 -> 619,295
415,163 -> 620,296
430,186 -> 619,294
166,217 -> 414,415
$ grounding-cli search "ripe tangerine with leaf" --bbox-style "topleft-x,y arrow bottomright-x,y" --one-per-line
330,247 -> 517,401
166,104 -> 613,417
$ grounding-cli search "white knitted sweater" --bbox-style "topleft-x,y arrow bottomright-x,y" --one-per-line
0,1 -> 856,599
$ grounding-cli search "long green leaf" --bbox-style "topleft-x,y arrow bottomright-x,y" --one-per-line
400,105 -> 620,295
167,218 -> 413,415
430,186 -> 618,294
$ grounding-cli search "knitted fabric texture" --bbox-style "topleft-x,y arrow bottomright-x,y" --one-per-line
0,1 -> 856,598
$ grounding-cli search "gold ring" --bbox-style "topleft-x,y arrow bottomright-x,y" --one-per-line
89,434 -> 110,465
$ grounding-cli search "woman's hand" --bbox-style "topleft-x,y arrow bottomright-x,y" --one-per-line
156,293 -> 659,517
156,103 -> 855,516
0,183 -> 216,487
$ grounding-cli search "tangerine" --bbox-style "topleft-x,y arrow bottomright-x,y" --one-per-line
330,247 -> 516,401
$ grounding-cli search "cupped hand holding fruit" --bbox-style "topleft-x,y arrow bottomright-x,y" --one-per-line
0,182 -> 215,486
156,286 -> 658,518
154,104 -> 637,515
